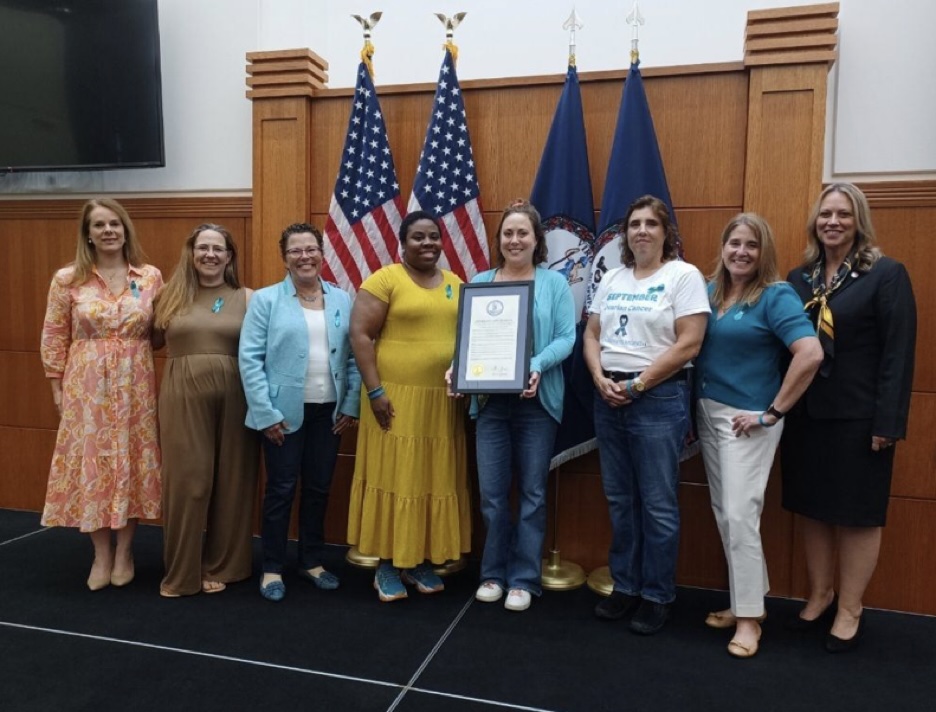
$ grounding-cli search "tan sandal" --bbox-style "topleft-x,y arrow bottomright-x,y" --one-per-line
202,581 -> 226,594
727,622 -> 762,659
705,609 -> 767,629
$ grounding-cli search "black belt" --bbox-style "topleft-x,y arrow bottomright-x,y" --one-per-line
602,369 -> 690,384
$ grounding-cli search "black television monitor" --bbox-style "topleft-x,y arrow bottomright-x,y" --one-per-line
0,0 -> 165,172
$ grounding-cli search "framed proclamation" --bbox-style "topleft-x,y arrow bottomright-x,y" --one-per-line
452,281 -> 534,394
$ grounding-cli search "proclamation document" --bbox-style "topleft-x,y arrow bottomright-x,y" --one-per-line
453,281 -> 533,394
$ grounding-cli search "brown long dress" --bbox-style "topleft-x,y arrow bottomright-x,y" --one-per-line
159,285 -> 259,596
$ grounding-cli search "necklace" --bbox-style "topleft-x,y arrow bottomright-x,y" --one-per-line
298,292 -> 321,303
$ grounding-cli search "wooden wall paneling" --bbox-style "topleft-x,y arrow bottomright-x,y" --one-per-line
891,394 -> 936,500
0,427 -> 57,512
865,498 -> 936,615
0,217 -> 76,352
743,64 -> 830,276
791,497 -> 936,615
641,73 -> 749,209
674,208 -> 742,274
251,96 -> 313,288
676,482 -> 729,590
0,353 -> 57,430
865,205 -> 936,393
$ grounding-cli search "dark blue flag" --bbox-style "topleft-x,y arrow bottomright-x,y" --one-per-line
586,60 -> 678,311
529,65 -> 598,469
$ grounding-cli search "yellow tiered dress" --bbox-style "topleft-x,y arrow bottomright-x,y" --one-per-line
347,264 -> 470,568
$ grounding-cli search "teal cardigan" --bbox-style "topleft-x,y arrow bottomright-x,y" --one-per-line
239,275 -> 361,433
469,266 -> 575,423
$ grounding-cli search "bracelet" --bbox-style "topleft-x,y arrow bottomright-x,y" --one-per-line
758,412 -> 776,427
367,385 -> 385,401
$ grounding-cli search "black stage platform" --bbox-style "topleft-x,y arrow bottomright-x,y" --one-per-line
1,509 -> 934,712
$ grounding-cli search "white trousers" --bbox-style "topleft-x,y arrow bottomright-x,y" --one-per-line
697,398 -> 784,617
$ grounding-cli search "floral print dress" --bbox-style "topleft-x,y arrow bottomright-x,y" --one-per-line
40,264 -> 163,531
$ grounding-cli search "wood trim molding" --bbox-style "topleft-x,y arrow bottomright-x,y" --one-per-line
745,2 -> 839,67
309,61 -> 747,99
246,49 -> 329,99
0,197 -> 252,220
853,180 -> 936,208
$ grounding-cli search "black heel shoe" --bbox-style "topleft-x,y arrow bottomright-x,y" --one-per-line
785,595 -> 837,632
825,614 -> 864,653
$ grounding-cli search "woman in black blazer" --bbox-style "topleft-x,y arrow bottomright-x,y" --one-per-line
780,183 -> 916,653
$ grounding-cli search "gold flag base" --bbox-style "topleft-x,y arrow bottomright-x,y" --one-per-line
434,557 -> 467,577
345,547 -> 467,576
586,565 -> 614,596
345,546 -> 379,569
541,549 -> 586,591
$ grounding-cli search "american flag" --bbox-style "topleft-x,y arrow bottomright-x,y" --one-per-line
407,49 -> 489,281
322,62 -> 404,292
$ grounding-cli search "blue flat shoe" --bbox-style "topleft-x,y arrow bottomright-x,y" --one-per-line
298,568 -> 340,590
259,578 -> 285,602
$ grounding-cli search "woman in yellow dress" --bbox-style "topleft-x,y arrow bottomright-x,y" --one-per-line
348,211 -> 470,601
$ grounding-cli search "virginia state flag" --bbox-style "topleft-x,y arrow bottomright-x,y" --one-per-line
530,64 -> 598,469
585,60 -> 678,311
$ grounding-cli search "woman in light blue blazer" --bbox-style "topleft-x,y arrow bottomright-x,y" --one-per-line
240,223 -> 361,602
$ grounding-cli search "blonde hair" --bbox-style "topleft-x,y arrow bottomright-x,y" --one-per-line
803,183 -> 881,272
709,213 -> 781,310
69,198 -> 147,285
154,224 -> 240,330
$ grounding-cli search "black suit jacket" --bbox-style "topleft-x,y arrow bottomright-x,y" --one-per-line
787,256 -> 916,438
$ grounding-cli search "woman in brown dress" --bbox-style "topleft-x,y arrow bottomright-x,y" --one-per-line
154,224 -> 259,597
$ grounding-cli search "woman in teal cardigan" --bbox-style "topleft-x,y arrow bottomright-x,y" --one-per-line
239,223 -> 360,602
463,200 -> 575,612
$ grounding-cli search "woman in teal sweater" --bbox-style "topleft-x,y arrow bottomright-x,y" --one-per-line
464,200 -> 575,612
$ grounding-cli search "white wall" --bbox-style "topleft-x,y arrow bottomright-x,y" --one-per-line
1,0 -> 933,196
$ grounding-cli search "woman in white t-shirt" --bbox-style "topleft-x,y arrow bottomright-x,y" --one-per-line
584,195 -> 710,635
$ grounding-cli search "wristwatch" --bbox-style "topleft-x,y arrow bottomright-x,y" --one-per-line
629,377 -> 647,397
766,404 -> 785,420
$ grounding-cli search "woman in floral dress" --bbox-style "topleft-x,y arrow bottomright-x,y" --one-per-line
41,198 -> 163,591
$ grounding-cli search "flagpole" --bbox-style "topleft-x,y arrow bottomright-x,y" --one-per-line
540,9 -> 590,592
586,0 -> 647,598
342,11 -> 387,571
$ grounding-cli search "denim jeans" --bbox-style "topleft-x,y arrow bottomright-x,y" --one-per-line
261,402 -> 339,573
593,379 -> 690,604
476,395 -> 558,596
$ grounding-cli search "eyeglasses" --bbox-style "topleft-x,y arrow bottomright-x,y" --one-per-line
194,245 -> 230,255
285,247 -> 323,257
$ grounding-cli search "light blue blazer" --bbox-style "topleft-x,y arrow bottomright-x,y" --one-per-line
239,275 -> 361,433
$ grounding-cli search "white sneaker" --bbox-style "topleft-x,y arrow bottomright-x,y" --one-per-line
475,581 -> 504,603
504,588 -> 531,611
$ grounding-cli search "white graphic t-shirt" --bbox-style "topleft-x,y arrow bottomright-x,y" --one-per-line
589,260 -> 710,373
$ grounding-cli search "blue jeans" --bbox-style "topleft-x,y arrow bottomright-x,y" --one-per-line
476,395 -> 558,596
593,379 -> 690,604
261,402 -> 339,573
